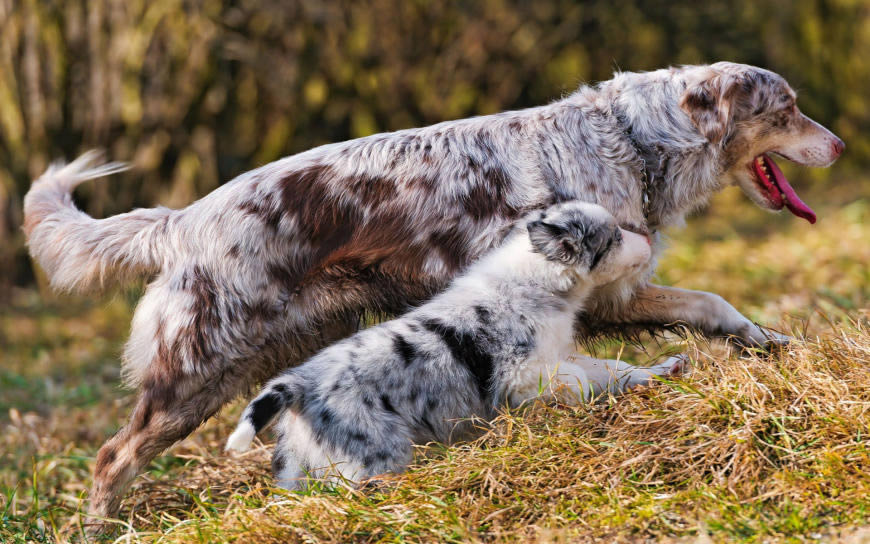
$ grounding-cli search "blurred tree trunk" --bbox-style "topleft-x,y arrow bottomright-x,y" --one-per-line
0,0 -> 867,290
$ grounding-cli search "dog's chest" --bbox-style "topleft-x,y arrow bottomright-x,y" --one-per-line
526,308 -> 577,365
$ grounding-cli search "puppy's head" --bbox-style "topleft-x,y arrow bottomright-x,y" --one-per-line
679,62 -> 844,224
526,201 -> 650,284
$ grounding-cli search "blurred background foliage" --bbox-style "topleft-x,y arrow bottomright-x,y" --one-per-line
0,0 -> 868,293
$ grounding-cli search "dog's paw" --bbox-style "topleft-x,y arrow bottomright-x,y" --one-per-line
638,354 -> 690,388
731,325 -> 792,355
650,354 -> 690,381
357,475 -> 394,493
760,329 -> 792,351
662,353 -> 691,377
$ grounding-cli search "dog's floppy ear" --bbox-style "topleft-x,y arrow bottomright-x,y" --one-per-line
527,216 -> 584,266
679,70 -> 742,145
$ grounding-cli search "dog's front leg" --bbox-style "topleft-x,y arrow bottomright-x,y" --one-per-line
614,284 -> 790,349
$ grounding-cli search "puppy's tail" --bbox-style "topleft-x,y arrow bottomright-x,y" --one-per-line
23,150 -> 173,293
226,373 -> 305,453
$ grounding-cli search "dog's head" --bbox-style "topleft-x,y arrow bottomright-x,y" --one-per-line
526,201 -> 650,284
679,62 -> 844,224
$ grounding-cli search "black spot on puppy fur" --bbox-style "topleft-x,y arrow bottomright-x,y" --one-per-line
421,319 -> 494,398
380,394 -> 398,415
473,305 -> 492,324
250,393 -> 282,431
393,333 -> 418,366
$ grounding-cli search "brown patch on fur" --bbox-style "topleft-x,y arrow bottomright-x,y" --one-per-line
147,267 -> 228,384
389,135 -> 416,169
135,398 -> 156,431
185,266 -> 221,364
293,208 -> 444,317
429,227 -> 470,274
407,174 -> 439,193
279,164 -> 361,248
244,164 -> 365,297
680,81 -> 726,144
347,174 -> 399,208
288,160 -> 526,319
473,130 -> 496,157
680,69 -> 754,145
152,318 -> 182,389
94,444 -> 118,476
242,298 -> 281,322
464,166 -> 520,221
238,193 -> 283,231
420,142 -> 434,164
266,257 -> 305,293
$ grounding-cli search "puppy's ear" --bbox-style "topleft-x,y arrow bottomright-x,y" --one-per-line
679,70 -> 742,145
583,223 -> 618,271
527,218 -> 583,266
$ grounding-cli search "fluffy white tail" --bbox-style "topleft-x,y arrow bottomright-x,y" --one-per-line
225,420 -> 257,452
23,150 -> 173,293
226,373 -> 303,453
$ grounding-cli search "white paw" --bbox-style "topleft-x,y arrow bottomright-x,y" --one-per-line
649,354 -> 690,380
625,355 -> 691,391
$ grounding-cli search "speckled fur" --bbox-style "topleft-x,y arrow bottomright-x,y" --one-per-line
22,62 -> 843,527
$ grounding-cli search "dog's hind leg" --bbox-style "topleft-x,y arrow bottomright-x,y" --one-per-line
85,315 -> 359,535
86,367 -> 247,533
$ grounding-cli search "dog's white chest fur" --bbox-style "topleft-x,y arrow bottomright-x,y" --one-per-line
500,295 -> 580,404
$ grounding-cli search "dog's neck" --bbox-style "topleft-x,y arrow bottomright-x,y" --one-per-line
611,106 -> 663,230
593,74 -> 725,230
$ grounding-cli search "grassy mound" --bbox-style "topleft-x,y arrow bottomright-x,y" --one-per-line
101,323 -> 870,543
1,190 -> 868,542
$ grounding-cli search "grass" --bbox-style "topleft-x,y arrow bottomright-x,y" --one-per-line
1,185 -> 868,543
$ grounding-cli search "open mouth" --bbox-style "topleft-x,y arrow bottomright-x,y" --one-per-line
752,154 -> 817,224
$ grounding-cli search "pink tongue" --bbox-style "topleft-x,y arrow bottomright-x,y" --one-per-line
765,154 -> 817,224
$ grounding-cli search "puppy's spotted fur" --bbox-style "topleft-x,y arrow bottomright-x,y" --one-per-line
226,201 -> 680,485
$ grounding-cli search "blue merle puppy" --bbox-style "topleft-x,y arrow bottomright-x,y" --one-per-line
226,201 -> 685,487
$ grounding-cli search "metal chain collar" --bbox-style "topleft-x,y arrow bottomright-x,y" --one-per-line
638,154 -> 651,220
615,112 -> 654,227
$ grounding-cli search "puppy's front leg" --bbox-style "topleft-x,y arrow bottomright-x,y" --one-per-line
617,284 -> 790,349
569,354 -> 688,396
507,355 -> 687,406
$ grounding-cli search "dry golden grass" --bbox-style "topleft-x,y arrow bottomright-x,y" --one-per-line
98,322 -> 870,543
2,189 -> 868,543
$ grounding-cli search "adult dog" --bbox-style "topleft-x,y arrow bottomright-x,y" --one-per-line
23,61 -> 843,527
